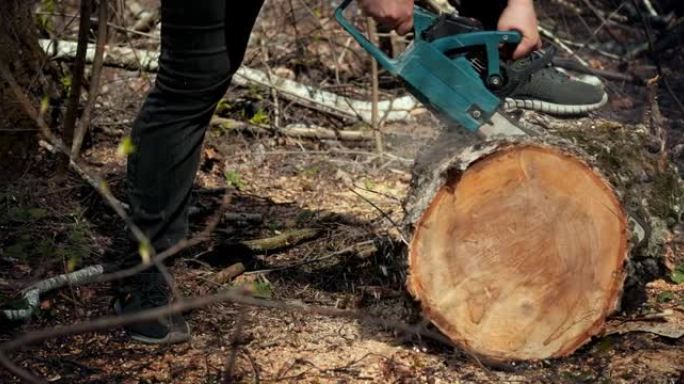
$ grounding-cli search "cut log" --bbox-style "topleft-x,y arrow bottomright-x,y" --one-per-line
403,117 -> 684,362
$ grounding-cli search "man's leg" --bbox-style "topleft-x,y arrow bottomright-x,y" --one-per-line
119,0 -> 264,344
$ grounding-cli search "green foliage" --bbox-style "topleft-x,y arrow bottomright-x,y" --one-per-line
300,165 -> 320,178
40,95 -> 50,117
215,99 -> 231,114
5,207 -> 48,222
252,280 -> 273,299
225,170 -> 246,190
657,291 -> 675,303
1,188 -> 93,268
61,74 -> 72,96
37,0 -> 55,31
117,136 -> 136,157
248,108 -> 270,125
246,84 -> 264,100
56,219 -> 92,271
5,219 -> 91,268
212,119 -> 239,136
267,220 -> 283,231
138,240 -> 152,264
671,265 -> 684,284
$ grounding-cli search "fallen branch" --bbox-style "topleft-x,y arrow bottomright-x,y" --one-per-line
237,228 -> 321,253
211,116 -> 373,141
281,124 -> 373,141
604,310 -> 684,339
39,39 -> 419,124
1,265 -> 106,322
212,263 -> 247,285
0,286 -> 456,382
0,185 -> 232,323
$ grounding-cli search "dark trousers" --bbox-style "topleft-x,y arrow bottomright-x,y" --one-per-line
458,0 -> 507,30
127,0 -> 505,253
127,0 -> 264,252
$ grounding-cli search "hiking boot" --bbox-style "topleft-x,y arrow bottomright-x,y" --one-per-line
494,47 -> 608,115
113,270 -> 190,344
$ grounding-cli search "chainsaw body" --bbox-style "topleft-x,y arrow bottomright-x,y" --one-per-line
334,0 -> 522,134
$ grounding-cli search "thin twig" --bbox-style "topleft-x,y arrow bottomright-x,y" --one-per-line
0,64 -> 148,249
0,287 -> 456,381
90,192 -> 231,285
348,188 -> 409,246
71,0 -> 109,158
0,64 -> 184,298
630,0 -> 684,117
244,240 -> 376,275
222,309 -> 247,383
58,0 -> 92,175
538,25 -> 590,67
366,17 -> 383,154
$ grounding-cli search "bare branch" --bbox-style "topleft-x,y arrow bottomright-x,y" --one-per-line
58,0 -> 92,175
38,39 -> 419,123
0,288 -> 456,381
71,0 -> 109,158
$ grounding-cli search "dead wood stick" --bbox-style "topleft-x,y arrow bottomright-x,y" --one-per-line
280,124 -> 373,141
212,263 -> 246,285
211,116 -> 373,141
237,228 -> 322,253
39,39 -> 419,124
1,265 -> 106,321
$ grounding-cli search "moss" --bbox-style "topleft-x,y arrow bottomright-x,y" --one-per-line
650,169 -> 683,220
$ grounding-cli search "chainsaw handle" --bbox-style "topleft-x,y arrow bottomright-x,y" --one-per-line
334,0 -> 438,74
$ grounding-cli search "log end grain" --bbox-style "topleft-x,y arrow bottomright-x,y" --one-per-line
407,144 -> 629,362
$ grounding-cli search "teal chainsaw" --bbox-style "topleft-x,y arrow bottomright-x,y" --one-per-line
335,0 -> 528,138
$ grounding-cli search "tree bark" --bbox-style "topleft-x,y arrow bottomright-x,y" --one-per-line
0,0 -> 48,181
403,115 -> 683,362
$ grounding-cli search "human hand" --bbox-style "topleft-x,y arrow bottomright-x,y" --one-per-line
497,0 -> 542,59
356,0 -> 414,35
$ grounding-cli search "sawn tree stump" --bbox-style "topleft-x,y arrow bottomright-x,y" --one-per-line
403,117 -> 683,362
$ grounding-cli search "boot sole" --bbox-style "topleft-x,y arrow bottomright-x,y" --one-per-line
113,300 -> 191,345
504,93 -> 608,115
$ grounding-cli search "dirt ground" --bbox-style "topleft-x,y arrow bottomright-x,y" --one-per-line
1,0 -> 684,382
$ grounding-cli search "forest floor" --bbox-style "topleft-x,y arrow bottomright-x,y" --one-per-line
1,0 -> 684,382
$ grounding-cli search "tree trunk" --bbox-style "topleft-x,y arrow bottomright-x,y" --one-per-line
403,115 -> 683,363
0,0 -> 47,181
